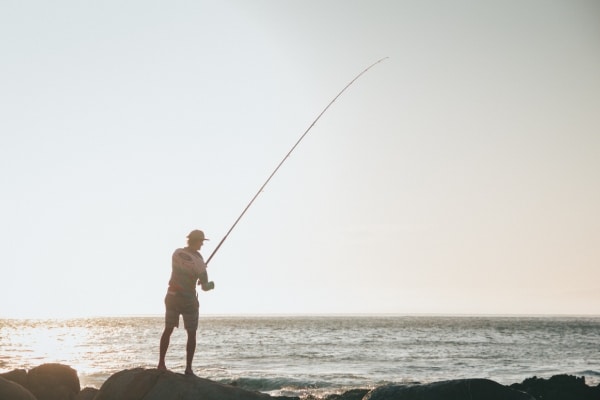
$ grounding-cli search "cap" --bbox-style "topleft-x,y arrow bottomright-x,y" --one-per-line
187,230 -> 209,241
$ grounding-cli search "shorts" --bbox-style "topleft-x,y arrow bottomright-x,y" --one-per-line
164,292 -> 199,331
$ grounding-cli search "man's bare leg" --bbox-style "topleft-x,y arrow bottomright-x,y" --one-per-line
184,329 -> 197,376
158,326 -> 175,371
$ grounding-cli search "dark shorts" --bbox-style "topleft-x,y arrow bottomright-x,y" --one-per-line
164,292 -> 199,331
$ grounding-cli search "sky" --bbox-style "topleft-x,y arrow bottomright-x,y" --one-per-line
1,0 -> 599,318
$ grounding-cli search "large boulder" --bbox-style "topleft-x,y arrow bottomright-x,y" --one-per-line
510,374 -> 600,400
94,368 -> 274,400
0,376 -> 37,400
26,363 -> 81,400
0,368 -> 29,387
364,379 -> 535,400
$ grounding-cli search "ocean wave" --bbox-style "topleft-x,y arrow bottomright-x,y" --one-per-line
578,370 -> 600,376
222,376 -> 376,399
224,376 -> 334,392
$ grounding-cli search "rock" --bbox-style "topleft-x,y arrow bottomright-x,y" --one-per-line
0,376 -> 37,400
325,388 -> 371,400
510,374 -> 600,400
94,368 -> 274,400
363,378 -> 535,400
0,368 -> 28,387
26,363 -> 81,400
75,387 -> 100,400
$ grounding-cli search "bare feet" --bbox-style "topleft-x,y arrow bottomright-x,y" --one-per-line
184,369 -> 196,377
157,364 -> 167,372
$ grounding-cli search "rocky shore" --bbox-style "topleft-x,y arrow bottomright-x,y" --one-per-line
1,363 -> 599,400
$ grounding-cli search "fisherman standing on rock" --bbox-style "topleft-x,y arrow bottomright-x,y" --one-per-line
158,229 -> 214,376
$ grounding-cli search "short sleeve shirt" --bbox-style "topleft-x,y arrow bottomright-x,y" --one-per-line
168,248 -> 207,295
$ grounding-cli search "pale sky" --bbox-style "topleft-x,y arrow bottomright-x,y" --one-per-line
1,0 -> 599,318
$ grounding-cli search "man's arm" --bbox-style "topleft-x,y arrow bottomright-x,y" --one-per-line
198,270 -> 214,291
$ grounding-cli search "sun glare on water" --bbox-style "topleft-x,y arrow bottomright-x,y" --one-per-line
2,318 -> 162,388
2,320 -> 100,379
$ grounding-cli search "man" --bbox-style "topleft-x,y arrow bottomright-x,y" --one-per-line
158,229 -> 214,376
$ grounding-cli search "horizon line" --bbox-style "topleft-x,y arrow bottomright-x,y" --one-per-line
2,312 -> 600,320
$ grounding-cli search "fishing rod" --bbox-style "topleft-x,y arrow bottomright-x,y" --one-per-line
205,57 -> 388,266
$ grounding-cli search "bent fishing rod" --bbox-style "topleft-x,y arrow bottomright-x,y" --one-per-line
205,57 -> 388,266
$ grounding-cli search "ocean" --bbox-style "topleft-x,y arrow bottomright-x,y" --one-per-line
1,315 -> 599,398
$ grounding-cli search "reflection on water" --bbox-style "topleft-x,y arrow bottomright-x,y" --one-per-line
0,318 -> 162,387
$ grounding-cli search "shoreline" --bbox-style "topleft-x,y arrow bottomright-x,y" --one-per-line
42,367 -> 600,395
1,363 -> 599,400
71,364 -> 600,393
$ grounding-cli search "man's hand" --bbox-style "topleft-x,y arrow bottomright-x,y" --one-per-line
198,271 -> 215,291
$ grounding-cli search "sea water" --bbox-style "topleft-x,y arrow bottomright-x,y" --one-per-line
1,315 -> 599,398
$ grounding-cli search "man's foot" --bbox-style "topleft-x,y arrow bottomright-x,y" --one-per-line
157,364 -> 167,372
184,369 -> 196,377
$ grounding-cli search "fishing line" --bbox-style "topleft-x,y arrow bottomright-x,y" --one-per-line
206,57 -> 388,265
